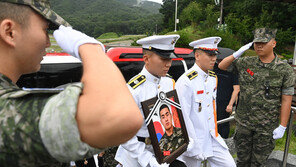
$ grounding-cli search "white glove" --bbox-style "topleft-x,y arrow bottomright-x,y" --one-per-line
233,42 -> 253,59
273,125 -> 286,139
53,25 -> 105,60
194,154 -> 206,161
149,157 -> 169,167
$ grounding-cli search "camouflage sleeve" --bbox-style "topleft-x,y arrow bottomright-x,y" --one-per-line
282,65 -> 296,95
226,58 -> 239,74
39,83 -> 102,162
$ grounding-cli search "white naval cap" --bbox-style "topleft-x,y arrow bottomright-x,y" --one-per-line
189,37 -> 222,55
137,34 -> 180,58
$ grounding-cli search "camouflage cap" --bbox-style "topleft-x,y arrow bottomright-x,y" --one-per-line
253,28 -> 277,43
1,0 -> 70,30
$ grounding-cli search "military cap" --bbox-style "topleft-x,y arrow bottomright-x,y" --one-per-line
1,0 -> 70,30
189,37 -> 221,55
253,28 -> 277,43
137,34 -> 180,59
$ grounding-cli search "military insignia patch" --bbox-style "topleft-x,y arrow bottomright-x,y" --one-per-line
214,38 -> 219,44
171,37 -> 178,45
128,75 -> 146,89
187,71 -> 198,80
246,68 -> 254,76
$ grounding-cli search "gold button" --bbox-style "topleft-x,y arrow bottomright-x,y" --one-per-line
206,92 -> 209,94
158,85 -> 160,89
207,104 -> 210,107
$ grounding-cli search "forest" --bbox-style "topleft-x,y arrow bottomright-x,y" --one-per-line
50,0 -> 296,56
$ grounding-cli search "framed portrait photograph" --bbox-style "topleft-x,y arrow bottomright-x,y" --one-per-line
141,90 -> 189,164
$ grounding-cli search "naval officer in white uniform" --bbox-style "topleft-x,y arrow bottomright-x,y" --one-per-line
115,35 -> 186,167
176,37 -> 236,167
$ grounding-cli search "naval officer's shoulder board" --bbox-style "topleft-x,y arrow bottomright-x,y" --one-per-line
166,74 -> 176,89
128,75 -> 146,89
187,70 -> 198,80
209,70 -> 217,77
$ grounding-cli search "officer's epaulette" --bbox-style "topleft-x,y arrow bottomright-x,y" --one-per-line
187,71 -> 198,80
128,75 -> 146,89
166,74 -> 173,78
209,70 -> 217,77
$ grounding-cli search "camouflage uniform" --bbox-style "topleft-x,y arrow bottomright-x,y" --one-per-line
230,28 -> 296,167
0,75 -> 102,167
159,127 -> 185,155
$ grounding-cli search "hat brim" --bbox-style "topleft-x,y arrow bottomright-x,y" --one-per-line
144,47 -> 177,59
253,38 -> 271,43
156,52 -> 177,59
30,5 -> 71,30
195,48 -> 220,55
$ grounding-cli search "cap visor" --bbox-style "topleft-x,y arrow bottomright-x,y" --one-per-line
253,38 -> 270,43
157,52 -> 177,59
30,6 -> 71,30
203,50 -> 219,55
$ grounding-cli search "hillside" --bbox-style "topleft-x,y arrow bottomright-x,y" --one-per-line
50,0 -> 162,37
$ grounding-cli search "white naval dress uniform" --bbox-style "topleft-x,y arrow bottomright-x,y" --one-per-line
175,63 -> 236,167
115,67 -> 176,167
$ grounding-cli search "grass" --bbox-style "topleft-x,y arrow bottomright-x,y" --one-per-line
98,32 -> 119,39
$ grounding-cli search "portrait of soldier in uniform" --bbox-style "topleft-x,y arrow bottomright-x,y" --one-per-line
158,104 -> 185,156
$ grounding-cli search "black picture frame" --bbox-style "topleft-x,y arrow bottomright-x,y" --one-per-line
141,90 -> 189,164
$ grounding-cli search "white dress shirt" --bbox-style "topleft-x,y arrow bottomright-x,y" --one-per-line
176,63 -> 228,159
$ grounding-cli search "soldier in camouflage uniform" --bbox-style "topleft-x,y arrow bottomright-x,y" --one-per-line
0,0 -> 143,166
219,28 -> 296,166
158,104 -> 185,154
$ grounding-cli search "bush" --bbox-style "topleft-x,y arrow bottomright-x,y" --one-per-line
275,28 -> 296,54
202,28 -> 242,50
166,26 -> 202,48
180,2 -> 204,28
225,13 -> 254,43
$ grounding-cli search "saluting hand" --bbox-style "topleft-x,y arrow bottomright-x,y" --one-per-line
53,25 -> 105,60
233,42 -> 253,59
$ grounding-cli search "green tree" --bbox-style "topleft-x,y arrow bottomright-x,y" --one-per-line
180,1 -> 204,28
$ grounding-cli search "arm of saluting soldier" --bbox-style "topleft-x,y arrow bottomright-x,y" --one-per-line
219,42 -> 253,71
40,26 -> 143,162
76,44 -> 143,148
175,78 -> 201,157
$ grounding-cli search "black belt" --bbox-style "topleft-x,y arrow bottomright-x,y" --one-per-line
137,136 -> 151,145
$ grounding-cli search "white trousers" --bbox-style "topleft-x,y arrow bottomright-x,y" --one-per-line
181,138 -> 236,167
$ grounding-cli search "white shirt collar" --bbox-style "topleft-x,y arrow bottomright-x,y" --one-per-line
141,66 -> 160,84
193,63 -> 208,79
